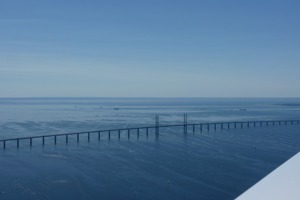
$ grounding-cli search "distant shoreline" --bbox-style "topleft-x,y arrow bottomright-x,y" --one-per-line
276,103 -> 300,107
1,97 -> 300,99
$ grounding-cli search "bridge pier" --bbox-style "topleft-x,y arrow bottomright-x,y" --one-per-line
183,113 -> 187,134
146,128 -> 149,138
156,115 -> 160,135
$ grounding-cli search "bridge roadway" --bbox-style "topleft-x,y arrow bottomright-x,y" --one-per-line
1,119 -> 299,149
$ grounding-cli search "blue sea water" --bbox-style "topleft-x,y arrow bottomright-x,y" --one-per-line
0,98 -> 300,200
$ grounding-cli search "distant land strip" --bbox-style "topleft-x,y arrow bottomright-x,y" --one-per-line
276,104 -> 300,107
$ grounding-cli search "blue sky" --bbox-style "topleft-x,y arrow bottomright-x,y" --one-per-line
0,0 -> 299,97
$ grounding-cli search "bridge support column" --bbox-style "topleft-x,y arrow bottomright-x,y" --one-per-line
155,114 -> 160,135
146,128 -> 149,138
183,113 -> 187,134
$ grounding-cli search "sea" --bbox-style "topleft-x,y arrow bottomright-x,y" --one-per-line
0,98 -> 300,200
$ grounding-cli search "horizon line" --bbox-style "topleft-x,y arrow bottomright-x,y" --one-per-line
1,96 -> 300,99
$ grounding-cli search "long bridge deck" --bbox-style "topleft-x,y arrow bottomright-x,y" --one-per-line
1,118 -> 299,149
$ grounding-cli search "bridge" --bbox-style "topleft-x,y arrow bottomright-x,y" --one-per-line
1,114 -> 299,149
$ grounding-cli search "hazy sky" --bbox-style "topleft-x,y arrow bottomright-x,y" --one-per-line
0,0 -> 299,97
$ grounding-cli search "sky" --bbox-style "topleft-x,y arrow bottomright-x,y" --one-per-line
0,0 -> 299,98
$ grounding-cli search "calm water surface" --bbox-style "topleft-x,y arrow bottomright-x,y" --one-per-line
0,98 -> 300,200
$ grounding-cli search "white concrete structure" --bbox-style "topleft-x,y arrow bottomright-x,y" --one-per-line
236,152 -> 300,200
